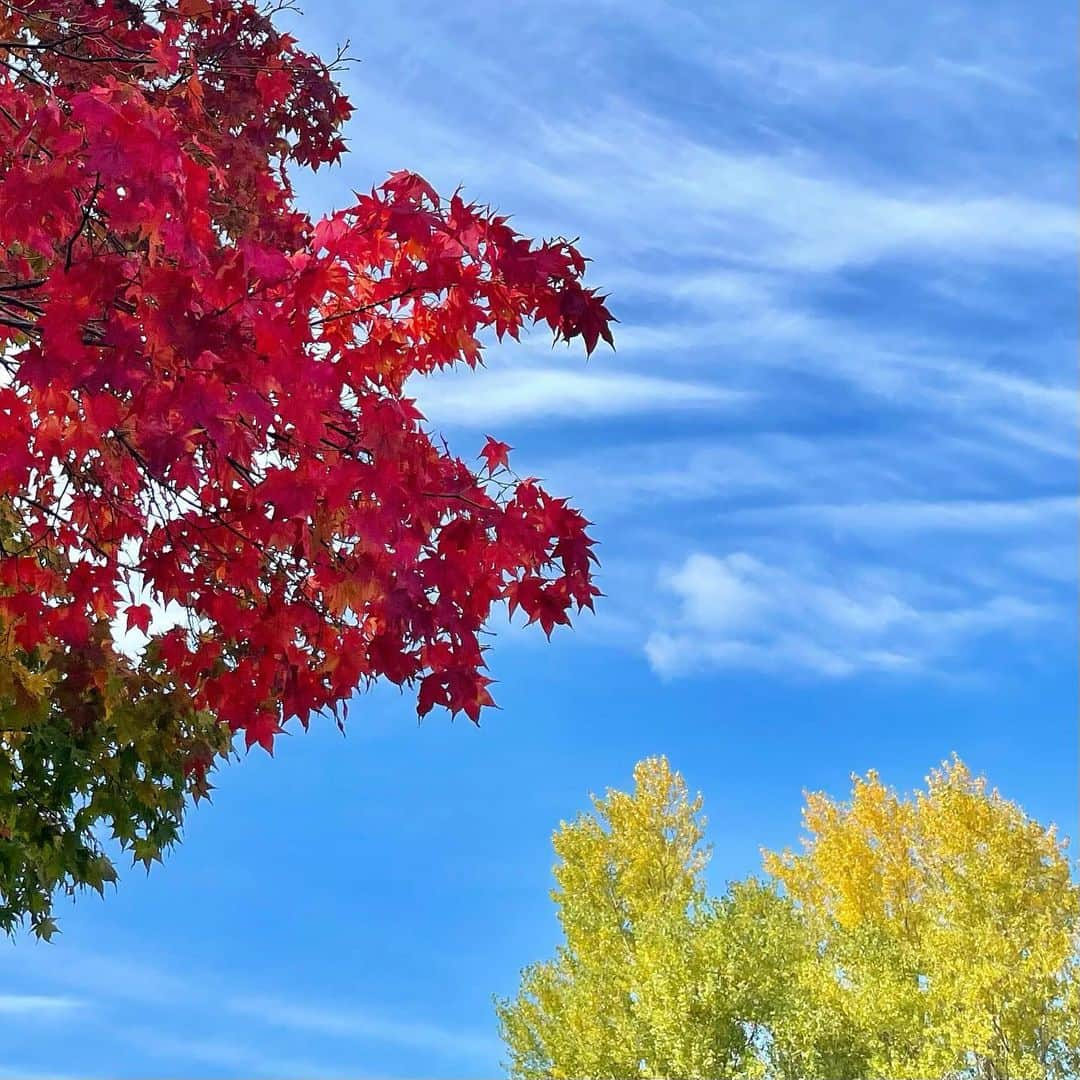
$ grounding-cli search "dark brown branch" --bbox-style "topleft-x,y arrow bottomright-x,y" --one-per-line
65,175 -> 103,270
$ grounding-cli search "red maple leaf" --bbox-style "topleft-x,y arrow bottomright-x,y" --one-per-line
124,604 -> 153,635
480,436 -> 513,474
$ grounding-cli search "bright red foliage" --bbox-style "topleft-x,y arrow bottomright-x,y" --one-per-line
0,0 -> 612,752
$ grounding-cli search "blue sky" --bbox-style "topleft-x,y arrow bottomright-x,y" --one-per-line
2,1 -> 1077,1076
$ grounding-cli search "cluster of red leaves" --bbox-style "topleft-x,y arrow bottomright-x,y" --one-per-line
0,0 -> 612,752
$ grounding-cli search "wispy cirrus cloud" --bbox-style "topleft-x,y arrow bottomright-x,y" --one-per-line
411,366 -> 743,427
227,994 -> 500,1063
0,1068 -> 85,1080
4,944 -> 496,1076
521,108 -> 1075,274
0,993 -> 84,1016
730,495 -> 1078,534
0,992 -> 87,1079
121,1028 -> 371,1080
529,432 -> 1076,524
297,2 -> 1074,466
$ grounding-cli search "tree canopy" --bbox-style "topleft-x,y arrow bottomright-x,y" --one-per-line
0,0 -> 611,936
496,756 -> 1080,1080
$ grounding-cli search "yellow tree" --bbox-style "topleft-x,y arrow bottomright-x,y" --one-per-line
495,757 -> 759,1079
764,757 -> 1080,1079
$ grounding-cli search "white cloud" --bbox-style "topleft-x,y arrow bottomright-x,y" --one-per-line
572,1 -> 1065,115
411,367 -> 747,426
3,945 -> 496,1073
308,30 -> 1074,286
518,106 -> 1075,275
0,1068 -> 84,1080
704,48 -> 1040,102
529,428 -> 1077,529
733,495 -> 1077,534
645,551 -> 1054,679
533,440 -> 788,520
502,267 -> 1074,468
1006,544 -> 1079,585
295,17 -> 1074,486
228,994 -> 499,1063
123,1028 -> 356,1080
0,994 -> 83,1016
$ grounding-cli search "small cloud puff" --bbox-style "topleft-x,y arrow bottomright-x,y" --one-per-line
646,551 -> 1052,679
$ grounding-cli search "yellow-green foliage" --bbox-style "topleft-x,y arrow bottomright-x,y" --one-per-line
0,499 -> 232,938
764,757 -> 1080,1079
496,756 -> 1079,1080
496,758 -> 747,1079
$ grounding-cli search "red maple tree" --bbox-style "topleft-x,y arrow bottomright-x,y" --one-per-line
0,0 -> 613,754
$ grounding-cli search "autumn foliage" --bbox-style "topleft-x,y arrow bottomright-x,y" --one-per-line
498,757 -> 1080,1080
0,0 -> 611,934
